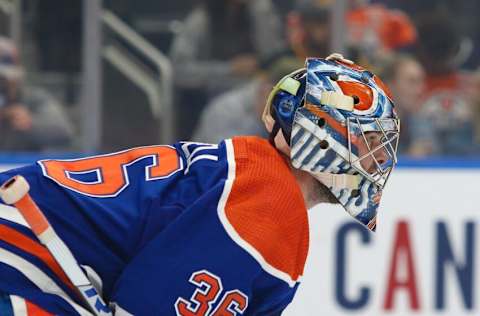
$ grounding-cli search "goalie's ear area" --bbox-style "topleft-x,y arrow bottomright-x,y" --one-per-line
269,90 -> 302,143
268,74 -> 307,142
262,68 -> 307,137
272,91 -> 303,121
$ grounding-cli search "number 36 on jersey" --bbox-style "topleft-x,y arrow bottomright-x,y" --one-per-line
175,270 -> 248,316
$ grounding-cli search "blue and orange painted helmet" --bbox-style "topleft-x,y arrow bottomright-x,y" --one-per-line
263,57 -> 400,231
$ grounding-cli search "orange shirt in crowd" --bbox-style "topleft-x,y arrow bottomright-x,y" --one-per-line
347,4 -> 417,51
421,72 -> 474,112
423,72 -> 475,101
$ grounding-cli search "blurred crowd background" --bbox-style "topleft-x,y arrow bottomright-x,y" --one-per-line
0,0 -> 479,158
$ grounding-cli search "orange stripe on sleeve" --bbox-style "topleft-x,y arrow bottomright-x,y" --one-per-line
224,137 -> 309,283
26,299 -> 53,316
0,224 -> 76,293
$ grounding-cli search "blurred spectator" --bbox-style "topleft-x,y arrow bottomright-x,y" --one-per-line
0,37 -> 73,151
285,1 -> 332,60
169,0 -> 283,94
408,15 -> 478,156
170,0 -> 283,139
380,0 -> 479,70
346,0 -> 417,63
410,92 -> 476,157
193,57 -> 304,143
379,54 -> 425,155
416,13 -> 463,78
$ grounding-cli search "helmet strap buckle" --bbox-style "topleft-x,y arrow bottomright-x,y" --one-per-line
313,172 -> 360,190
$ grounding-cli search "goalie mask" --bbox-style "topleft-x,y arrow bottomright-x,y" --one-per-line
263,58 -> 400,231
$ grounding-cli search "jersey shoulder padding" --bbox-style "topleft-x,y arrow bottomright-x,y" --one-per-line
218,136 -> 309,286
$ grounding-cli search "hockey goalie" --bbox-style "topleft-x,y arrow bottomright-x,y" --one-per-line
0,56 -> 399,315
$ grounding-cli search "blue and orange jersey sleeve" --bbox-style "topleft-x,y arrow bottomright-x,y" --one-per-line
220,136 -> 309,286
0,288 -> 57,316
0,145 -> 186,305
0,215 -> 93,314
109,137 -> 309,314
216,136 -> 310,314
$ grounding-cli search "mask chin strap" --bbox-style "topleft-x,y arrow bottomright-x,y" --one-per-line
269,123 -> 291,155
268,122 -> 281,146
313,172 -> 361,190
